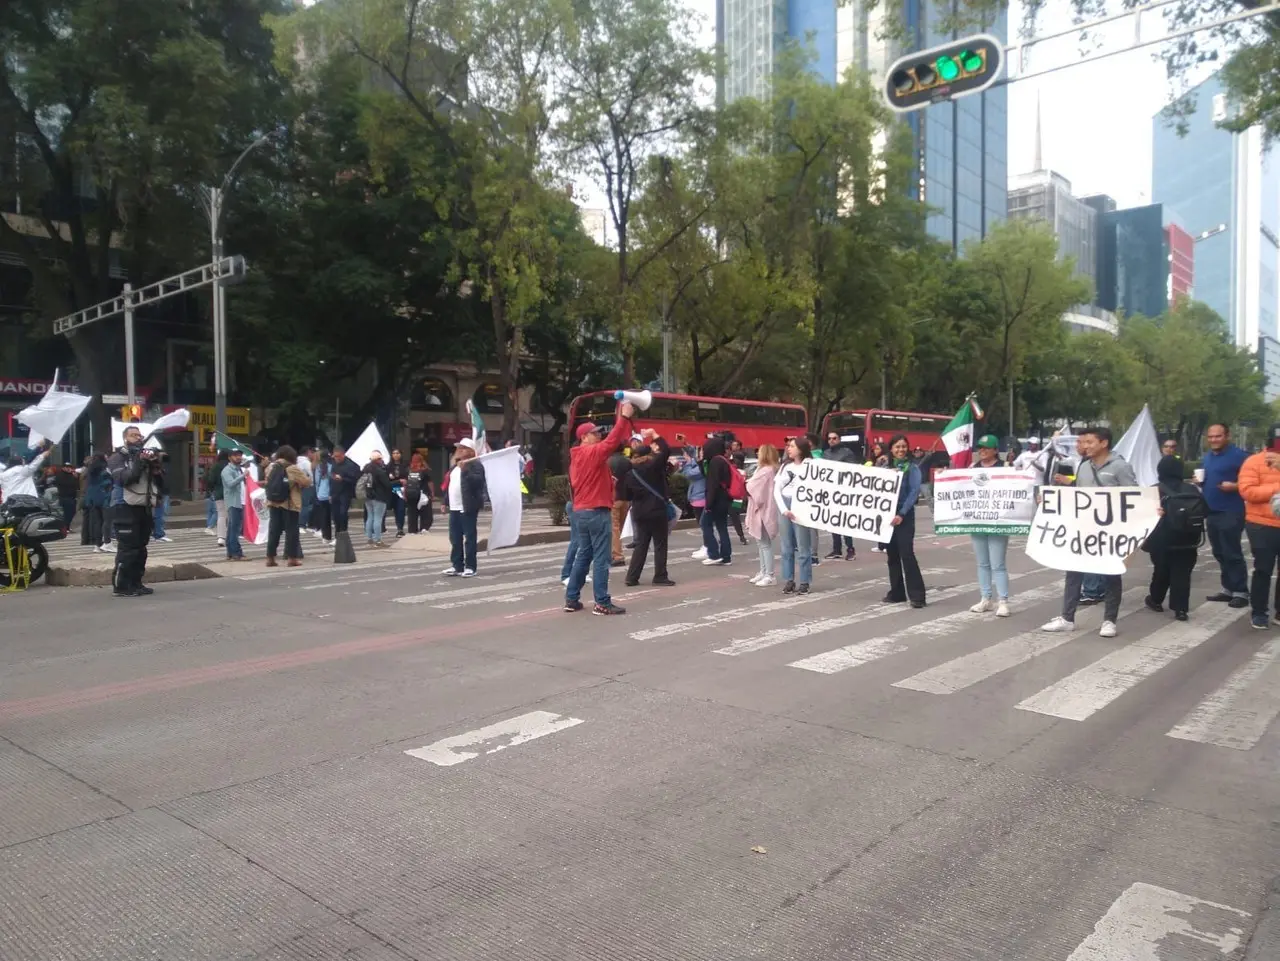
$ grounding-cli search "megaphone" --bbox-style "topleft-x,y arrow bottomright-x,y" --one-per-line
614,389 -> 652,411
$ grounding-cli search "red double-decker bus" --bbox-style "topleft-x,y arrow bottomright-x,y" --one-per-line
821,409 -> 951,452
568,391 -> 808,450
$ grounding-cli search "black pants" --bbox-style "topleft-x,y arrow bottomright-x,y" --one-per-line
1149,549 -> 1197,613
332,495 -> 352,534
729,506 -> 745,542
450,510 -> 478,572
312,501 -> 332,540
59,497 -> 77,529
112,504 -> 152,592
627,516 -> 669,582
81,505 -> 105,545
885,511 -> 925,603
392,496 -> 406,533
407,499 -> 433,533
267,507 -> 303,560
830,532 -> 853,553
1246,522 -> 1280,616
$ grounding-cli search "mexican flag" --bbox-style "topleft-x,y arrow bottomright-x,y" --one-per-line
941,397 -> 981,464
466,399 -> 490,455
213,431 -> 256,458
242,474 -> 269,545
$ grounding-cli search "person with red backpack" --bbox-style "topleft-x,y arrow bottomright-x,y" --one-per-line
700,436 -> 744,566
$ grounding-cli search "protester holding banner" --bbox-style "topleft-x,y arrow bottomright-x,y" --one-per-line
1235,433 -> 1280,630
1142,455 -> 1205,621
1039,427 -> 1137,638
883,434 -> 927,608
963,435 -> 1014,617
773,436 -> 815,595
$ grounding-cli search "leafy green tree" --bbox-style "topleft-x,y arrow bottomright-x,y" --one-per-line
1,0 -> 286,433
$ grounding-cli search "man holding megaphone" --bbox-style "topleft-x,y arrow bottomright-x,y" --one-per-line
564,396 -> 638,616
615,389 -> 652,411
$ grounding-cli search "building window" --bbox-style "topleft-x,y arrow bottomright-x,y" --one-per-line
410,378 -> 455,413
473,382 -> 505,414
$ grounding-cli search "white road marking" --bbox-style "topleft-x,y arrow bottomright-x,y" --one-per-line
657,596 -> 714,611
404,710 -> 585,767
1065,882 -> 1248,960
508,606 -> 562,617
631,586 -> 870,642
789,583 -> 1063,674
1166,636 -> 1280,750
1016,603 -> 1246,721
392,576 -> 557,604
714,570 -> 1039,658
891,589 -> 1146,695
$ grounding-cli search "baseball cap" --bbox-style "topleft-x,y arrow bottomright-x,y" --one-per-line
457,438 -> 476,450
575,423 -> 602,441
1027,436 -> 1041,445
977,434 -> 999,449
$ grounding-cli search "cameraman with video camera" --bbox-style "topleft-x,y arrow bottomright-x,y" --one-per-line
107,424 -> 166,597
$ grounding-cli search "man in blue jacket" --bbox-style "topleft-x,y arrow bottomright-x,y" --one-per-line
1201,423 -> 1249,608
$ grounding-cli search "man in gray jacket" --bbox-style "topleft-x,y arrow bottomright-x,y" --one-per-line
107,425 -> 166,597
1040,426 -> 1138,638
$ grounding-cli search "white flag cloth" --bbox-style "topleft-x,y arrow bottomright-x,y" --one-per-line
150,408 -> 191,433
621,509 -> 634,542
1115,404 -> 1161,487
475,444 -> 523,552
16,374 -> 90,447
346,420 -> 390,469
111,418 -> 163,450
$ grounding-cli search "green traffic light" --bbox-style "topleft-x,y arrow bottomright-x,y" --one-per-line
935,55 -> 960,82
959,49 -> 984,72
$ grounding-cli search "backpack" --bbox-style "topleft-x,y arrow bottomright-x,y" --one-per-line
1163,487 -> 1208,537
266,462 -> 291,503
354,472 -> 370,502
718,455 -> 747,502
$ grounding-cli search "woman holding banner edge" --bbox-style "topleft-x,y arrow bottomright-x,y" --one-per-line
884,434 -> 927,608
967,434 -> 1012,617
773,436 -> 814,594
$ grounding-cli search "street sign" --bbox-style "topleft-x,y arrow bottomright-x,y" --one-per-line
102,394 -> 144,405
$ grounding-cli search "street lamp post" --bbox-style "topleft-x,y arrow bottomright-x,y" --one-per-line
202,133 -> 273,434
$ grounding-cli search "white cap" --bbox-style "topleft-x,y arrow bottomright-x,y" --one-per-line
1028,437 -> 1041,446
457,438 -> 476,450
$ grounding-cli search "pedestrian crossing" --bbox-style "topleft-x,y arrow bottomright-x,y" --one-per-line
358,544 -> 1280,755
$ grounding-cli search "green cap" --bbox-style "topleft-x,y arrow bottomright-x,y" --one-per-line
976,434 -> 999,449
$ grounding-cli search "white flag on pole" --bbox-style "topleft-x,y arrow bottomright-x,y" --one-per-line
1115,404 -> 1161,487
16,371 -> 91,446
345,420 -> 391,469
474,444 -> 523,551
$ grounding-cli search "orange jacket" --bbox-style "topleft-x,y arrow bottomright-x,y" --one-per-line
1237,451 -> 1280,528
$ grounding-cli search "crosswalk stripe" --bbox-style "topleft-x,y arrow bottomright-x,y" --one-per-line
1015,602 -> 1248,722
788,582 -> 1064,675
1165,636 -> 1280,750
1066,882 -> 1249,960
630,585 -> 872,641
891,588 -> 1146,695
392,576 -> 557,604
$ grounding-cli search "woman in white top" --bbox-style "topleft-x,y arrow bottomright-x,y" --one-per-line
746,443 -> 781,586
773,436 -> 814,594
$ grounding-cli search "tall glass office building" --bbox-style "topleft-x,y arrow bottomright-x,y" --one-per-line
718,0 -> 1008,251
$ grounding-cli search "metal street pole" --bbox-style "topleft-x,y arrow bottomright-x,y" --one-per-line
209,187 -> 226,434
123,283 -> 136,407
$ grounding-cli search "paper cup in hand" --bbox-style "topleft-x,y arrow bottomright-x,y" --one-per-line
1193,468 -> 1205,484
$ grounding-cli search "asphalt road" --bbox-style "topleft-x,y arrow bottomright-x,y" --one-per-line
1,527 -> 1276,960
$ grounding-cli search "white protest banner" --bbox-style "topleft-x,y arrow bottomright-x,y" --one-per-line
790,459 -> 901,542
1025,486 -> 1161,575
933,467 -> 1039,536
474,444 -> 523,552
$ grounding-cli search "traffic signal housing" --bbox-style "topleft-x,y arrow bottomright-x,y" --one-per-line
882,34 -> 1004,114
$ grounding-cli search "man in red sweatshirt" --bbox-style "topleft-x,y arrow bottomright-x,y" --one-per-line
565,400 -> 636,615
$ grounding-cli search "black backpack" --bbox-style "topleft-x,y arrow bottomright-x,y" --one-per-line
266,462 -> 291,502
1163,487 -> 1208,537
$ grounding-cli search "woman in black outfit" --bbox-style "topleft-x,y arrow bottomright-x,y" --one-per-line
387,449 -> 408,537
699,436 -> 733,565
1143,454 -> 1204,621
624,430 -> 675,586
405,452 -> 433,534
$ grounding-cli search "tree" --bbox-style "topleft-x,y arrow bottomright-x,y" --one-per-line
1020,329 -> 1142,429
556,0 -> 713,384
962,219 -> 1091,437
1,0 -> 285,435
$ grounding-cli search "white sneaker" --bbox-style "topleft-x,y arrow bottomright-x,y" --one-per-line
995,601 -> 1010,618
158,536 -> 173,543
101,542 -> 116,553
461,569 -> 476,578
702,557 -> 729,566
217,539 -> 225,548
562,576 -> 571,587
442,567 -> 461,576
1099,620 -> 1118,638
1040,616 -> 1076,633
748,573 -> 762,584
970,598 -> 993,613
691,548 -> 708,560
757,576 -> 776,587
203,527 -> 217,536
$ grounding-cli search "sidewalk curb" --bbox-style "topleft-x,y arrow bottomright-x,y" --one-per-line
44,518 -> 702,587
1244,876 -> 1280,961
45,562 -> 220,588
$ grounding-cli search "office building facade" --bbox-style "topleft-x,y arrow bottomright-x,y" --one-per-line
1007,169 -> 1097,293
718,0 -> 1007,251
1152,72 -> 1280,366
1165,222 -> 1194,306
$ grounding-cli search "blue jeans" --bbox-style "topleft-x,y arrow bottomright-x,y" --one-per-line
364,499 -> 387,543
567,507 -> 613,606
970,534 -> 1010,600
449,510 -> 478,572
560,501 -> 579,579
700,504 -> 732,561
1081,572 -> 1105,600
300,486 -> 315,529
1206,511 -> 1248,596
152,496 -> 169,539
205,495 -> 217,527
225,506 -> 245,558
779,514 -> 812,584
